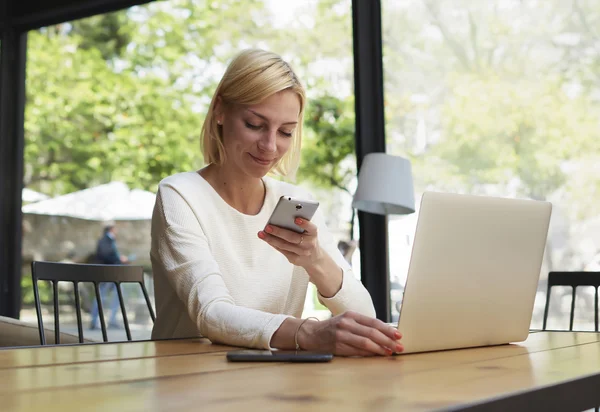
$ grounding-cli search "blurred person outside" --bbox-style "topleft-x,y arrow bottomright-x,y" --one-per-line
89,224 -> 129,329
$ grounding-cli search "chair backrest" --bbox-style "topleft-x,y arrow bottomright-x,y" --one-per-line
31,261 -> 156,345
543,271 -> 600,332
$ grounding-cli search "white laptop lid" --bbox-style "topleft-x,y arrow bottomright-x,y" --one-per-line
397,192 -> 552,354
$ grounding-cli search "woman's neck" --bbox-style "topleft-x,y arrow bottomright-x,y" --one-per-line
200,164 -> 266,215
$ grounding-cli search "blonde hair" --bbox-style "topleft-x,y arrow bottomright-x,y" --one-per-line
200,49 -> 306,177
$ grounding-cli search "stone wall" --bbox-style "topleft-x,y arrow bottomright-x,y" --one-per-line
21,214 -> 152,270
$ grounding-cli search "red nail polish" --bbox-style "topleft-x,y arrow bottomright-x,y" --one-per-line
258,231 -> 265,239
295,218 -> 303,225
394,331 -> 401,339
265,225 -> 273,233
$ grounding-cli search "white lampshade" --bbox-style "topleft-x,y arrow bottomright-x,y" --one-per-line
352,153 -> 415,215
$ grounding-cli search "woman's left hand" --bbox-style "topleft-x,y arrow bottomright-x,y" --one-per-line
258,218 -> 323,270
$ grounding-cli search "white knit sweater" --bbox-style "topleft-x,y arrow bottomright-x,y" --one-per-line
150,171 -> 375,349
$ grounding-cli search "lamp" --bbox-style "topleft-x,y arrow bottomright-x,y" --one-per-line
352,153 -> 416,321
352,153 -> 415,215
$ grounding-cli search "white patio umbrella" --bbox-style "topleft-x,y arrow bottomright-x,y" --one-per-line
22,188 -> 50,203
22,182 -> 156,221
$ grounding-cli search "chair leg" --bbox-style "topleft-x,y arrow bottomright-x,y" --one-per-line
542,285 -> 551,331
53,281 -> 60,345
73,281 -> 84,344
569,286 -> 576,332
140,282 -> 156,323
595,287 -> 599,333
116,283 -> 132,341
94,283 -> 108,342
32,275 -> 46,346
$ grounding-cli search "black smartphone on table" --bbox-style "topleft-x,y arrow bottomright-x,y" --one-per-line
226,350 -> 333,363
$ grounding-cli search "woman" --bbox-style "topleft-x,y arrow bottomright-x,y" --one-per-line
150,49 -> 403,356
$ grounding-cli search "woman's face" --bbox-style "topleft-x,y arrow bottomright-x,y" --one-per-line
217,90 -> 300,179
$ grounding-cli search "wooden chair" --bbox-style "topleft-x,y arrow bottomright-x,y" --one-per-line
31,261 -> 156,345
542,271 -> 600,332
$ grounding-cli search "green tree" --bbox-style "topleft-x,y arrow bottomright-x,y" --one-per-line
430,73 -> 599,200
24,29 -> 202,194
298,96 -> 356,239
24,0 -> 274,195
267,0 -> 353,94
69,12 -> 134,61
383,0 -> 600,197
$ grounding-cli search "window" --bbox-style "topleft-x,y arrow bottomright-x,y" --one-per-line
21,0 -> 355,339
383,0 -> 600,327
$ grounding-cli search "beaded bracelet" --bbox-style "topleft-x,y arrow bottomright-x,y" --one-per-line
294,316 -> 320,351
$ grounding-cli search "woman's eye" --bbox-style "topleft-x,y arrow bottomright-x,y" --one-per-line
245,121 -> 261,130
279,130 -> 293,137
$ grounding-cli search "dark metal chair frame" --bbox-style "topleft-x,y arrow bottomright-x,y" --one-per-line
31,261 -> 156,345
542,271 -> 600,332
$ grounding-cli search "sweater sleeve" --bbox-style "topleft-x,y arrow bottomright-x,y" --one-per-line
152,183 -> 291,349
310,203 -> 376,318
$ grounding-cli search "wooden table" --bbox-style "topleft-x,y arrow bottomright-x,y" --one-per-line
1,332 -> 599,411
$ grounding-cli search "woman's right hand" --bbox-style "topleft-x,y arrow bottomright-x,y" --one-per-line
297,311 -> 403,356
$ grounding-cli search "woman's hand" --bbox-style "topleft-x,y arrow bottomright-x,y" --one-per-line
258,218 -> 343,297
258,218 -> 323,270
297,311 -> 403,356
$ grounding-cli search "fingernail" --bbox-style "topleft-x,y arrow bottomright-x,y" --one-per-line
394,331 -> 402,339
257,231 -> 265,239
295,218 -> 303,225
385,348 -> 393,355
395,344 -> 404,352
265,225 -> 273,233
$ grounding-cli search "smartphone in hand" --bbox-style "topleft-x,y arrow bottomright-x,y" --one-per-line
266,196 -> 320,233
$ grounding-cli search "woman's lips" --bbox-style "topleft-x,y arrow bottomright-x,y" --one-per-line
249,154 -> 273,165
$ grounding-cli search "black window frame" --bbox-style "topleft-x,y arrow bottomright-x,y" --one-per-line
352,0 -> 389,321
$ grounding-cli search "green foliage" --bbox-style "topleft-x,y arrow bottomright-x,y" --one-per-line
21,277 -> 61,306
24,1 -> 274,195
25,29 -> 203,194
267,0 -> 353,93
382,0 -> 600,213
123,0 -> 273,87
429,72 -> 600,200
69,12 -> 134,60
298,96 -> 356,194
20,275 -> 47,306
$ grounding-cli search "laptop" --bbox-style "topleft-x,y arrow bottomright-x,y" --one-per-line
395,191 -> 552,354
